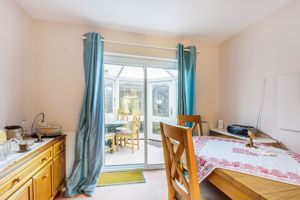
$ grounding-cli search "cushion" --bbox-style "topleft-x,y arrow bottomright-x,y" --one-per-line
116,127 -> 128,131
105,132 -> 115,137
116,129 -> 132,135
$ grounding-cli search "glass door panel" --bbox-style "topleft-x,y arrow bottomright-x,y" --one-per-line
146,68 -> 178,165
104,64 -> 145,166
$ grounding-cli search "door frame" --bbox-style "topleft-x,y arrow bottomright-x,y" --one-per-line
103,52 -> 178,171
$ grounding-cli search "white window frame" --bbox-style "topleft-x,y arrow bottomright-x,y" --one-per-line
103,52 -> 178,170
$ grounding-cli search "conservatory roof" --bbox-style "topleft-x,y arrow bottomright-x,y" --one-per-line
105,64 -> 177,80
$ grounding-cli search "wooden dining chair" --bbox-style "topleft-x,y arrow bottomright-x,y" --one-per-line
160,122 -> 201,200
178,115 -> 203,136
116,112 -> 141,153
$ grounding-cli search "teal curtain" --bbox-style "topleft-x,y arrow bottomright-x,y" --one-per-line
64,32 -> 105,197
177,43 -> 197,115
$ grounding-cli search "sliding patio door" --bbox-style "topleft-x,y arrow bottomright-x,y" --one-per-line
146,67 -> 178,165
103,55 -> 177,169
104,64 -> 145,166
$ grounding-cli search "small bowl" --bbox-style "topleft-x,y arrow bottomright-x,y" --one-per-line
37,125 -> 62,136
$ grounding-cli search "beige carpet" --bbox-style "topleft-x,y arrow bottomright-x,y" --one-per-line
57,170 -> 229,200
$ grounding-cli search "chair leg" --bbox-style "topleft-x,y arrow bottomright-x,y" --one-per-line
116,136 -> 119,151
166,184 -> 176,200
112,136 -> 115,152
131,136 -> 134,153
169,190 -> 176,200
137,134 -> 140,150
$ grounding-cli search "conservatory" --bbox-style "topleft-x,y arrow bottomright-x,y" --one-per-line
104,62 -> 178,167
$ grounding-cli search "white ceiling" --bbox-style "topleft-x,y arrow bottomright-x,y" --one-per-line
16,0 -> 292,42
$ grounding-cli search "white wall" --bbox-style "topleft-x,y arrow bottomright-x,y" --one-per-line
220,0 -> 300,152
0,0 -> 35,129
33,20 -> 220,132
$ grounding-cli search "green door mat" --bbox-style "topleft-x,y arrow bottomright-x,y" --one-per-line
98,170 -> 145,186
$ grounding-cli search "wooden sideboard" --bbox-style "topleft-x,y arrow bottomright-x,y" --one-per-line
0,136 -> 66,200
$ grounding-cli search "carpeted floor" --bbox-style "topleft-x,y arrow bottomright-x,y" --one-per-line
57,170 -> 229,200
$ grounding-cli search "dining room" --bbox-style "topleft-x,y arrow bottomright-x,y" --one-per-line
2,0 -> 300,199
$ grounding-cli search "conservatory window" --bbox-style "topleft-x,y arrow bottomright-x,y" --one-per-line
119,82 -> 144,115
105,81 -> 113,113
152,84 -> 169,117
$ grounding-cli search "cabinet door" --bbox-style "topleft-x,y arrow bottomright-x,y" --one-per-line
7,179 -> 33,200
52,151 -> 66,194
32,163 -> 52,200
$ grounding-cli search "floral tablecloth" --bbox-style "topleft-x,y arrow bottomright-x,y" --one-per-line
194,136 -> 300,186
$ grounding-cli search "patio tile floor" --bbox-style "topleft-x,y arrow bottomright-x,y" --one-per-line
105,139 -> 165,166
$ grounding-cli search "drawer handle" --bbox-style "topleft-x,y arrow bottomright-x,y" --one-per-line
60,158 -> 64,162
42,157 -> 47,162
43,174 -> 48,179
60,144 -> 64,150
12,178 -> 20,184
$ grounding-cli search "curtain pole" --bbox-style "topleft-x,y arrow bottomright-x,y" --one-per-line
81,36 -> 200,54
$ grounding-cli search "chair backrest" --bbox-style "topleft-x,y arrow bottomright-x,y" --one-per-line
178,115 -> 203,136
117,109 -> 129,120
117,109 -> 129,127
131,112 -> 141,135
160,122 -> 200,200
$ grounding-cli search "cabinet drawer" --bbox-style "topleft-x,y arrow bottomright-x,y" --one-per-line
0,147 -> 52,199
6,179 -> 33,200
53,139 -> 65,157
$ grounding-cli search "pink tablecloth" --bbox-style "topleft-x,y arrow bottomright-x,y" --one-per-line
194,136 -> 300,186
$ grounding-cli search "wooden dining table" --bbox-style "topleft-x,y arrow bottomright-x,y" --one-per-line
207,168 -> 300,200
198,135 -> 300,200
180,135 -> 300,200
105,120 -> 127,132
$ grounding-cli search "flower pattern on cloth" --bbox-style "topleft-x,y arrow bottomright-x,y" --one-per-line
193,136 -> 300,186
232,147 -> 258,156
